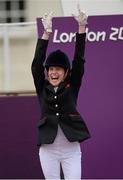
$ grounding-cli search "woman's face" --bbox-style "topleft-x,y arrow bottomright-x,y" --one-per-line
47,66 -> 65,86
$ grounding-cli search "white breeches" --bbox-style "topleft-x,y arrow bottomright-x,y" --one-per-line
39,125 -> 82,180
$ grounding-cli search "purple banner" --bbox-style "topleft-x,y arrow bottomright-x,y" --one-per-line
0,15 -> 123,178
37,15 -> 123,178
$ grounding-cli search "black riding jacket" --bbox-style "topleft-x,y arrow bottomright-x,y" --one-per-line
31,33 -> 90,146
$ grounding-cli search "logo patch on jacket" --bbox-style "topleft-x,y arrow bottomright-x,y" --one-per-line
65,83 -> 70,89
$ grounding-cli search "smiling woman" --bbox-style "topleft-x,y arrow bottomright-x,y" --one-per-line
47,66 -> 65,87
44,49 -> 70,86
31,5 -> 90,180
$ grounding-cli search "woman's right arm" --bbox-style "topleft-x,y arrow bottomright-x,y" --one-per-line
31,12 -> 53,95
31,32 -> 50,95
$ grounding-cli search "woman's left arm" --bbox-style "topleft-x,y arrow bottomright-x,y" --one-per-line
70,5 -> 88,86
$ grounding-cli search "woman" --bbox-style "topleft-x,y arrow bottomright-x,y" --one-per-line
31,5 -> 90,179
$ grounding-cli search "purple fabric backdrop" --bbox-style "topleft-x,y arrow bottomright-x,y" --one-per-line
0,15 -> 123,178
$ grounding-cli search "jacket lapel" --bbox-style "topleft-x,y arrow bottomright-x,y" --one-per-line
57,82 -> 66,93
45,84 -> 55,94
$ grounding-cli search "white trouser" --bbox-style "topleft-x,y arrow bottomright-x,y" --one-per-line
39,125 -> 82,179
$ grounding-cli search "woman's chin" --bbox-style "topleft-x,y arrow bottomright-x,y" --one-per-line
50,80 -> 60,87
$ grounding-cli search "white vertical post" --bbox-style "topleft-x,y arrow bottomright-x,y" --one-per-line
3,25 -> 11,91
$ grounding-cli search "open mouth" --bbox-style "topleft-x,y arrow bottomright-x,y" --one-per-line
49,74 -> 61,85
51,77 -> 59,80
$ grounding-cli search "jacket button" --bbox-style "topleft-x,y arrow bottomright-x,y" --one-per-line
56,113 -> 59,116
55,104 -> 58,107
54,96 -> 57,99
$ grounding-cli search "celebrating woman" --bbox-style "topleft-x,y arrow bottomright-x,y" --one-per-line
31,5 -> 90,179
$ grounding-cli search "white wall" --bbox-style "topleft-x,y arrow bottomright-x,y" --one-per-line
27,0 -> 63,21
61,0 -> 123,16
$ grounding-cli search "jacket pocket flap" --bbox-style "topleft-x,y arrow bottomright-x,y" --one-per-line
69,114 -> 83,122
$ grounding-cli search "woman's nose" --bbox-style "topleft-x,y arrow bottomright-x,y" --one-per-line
52,72 -> 57,75
52,69 -> 57,74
